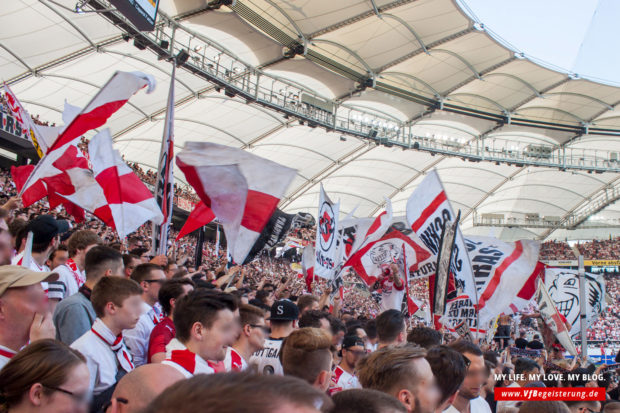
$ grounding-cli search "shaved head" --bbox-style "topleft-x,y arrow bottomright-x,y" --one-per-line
109,364 -> 185,413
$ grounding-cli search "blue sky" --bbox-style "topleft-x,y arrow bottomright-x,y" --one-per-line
459,0 -> 620,85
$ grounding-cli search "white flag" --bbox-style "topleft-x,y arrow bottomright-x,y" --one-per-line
406,170 -> 477,304
314,184 -> 340,279
535,278 -> 578,356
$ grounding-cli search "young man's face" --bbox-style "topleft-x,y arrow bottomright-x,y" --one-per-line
198,309 -> 237,361
343,345 -> 365,369
50,249 -> 69,269
115,295 -> 144,330
125,257 -> 142,278
458,352 -> 486,400
408,357 -> 441,413
143,269 -> 166,303
248,316 -> 268,350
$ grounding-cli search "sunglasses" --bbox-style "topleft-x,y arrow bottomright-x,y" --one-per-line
462,355 -> 471,368
144,279 -> 165,284
249,324 -> 271,334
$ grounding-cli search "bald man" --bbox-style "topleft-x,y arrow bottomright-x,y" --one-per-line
106,363 -> 185,413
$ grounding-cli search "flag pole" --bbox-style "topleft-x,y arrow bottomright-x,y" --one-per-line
570,245 -> 588,360
151,58 -> 176,256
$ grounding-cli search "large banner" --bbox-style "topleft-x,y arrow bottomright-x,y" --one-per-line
314,184 -> 340,279
545,268 -> 606,338
406,170 -> 477,305
465,236 -> 543,326
441,295 -> 485,337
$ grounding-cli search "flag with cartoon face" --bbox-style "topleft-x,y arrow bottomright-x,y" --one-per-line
545,268 -> 606,339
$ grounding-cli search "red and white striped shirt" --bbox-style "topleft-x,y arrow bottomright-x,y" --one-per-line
224,346 -> 248,372
0,344 -> 17,370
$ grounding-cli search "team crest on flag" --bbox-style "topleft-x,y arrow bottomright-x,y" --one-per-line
314,185 -> 340,279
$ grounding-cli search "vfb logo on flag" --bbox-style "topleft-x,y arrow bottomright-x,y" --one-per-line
319,201 -> 336,252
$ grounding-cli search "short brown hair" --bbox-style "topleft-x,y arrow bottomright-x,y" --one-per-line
239,304 -> 266,327
173,290 -> 237,343
0,339 -> 86,410
297,294 -> 318,313
357,344 -> 427,394
67,230 -> 102,257
330,389 -> 407,413
281,327 -> 332,385
131,263 -> 163,284
142,372 -> 333,413
91,276 -> 143,317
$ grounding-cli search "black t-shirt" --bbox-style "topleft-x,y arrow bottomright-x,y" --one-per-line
515,338 -> 529,349
527,340 -> 544,350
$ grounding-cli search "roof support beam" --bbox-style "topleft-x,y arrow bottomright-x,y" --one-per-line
538,175 -> 620,240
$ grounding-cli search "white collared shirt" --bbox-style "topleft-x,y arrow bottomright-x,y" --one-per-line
124,301 -> 158,367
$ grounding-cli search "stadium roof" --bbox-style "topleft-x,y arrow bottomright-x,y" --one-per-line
3,0 -> 620,241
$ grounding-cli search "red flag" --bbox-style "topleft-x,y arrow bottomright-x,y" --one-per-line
176,142 -> 296,264
176,202 -> 216,241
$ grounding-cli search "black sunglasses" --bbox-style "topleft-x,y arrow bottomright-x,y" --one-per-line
249,324 -> 271,334
462,355 -> 471,368
144,279 -> 165,284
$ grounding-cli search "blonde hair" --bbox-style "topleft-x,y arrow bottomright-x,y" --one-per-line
281,327 -> 332,385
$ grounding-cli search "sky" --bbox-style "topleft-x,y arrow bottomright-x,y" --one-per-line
459,0 -> 620,85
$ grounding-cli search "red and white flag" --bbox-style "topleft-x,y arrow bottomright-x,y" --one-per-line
315,184 -> 340,279
340,198 -> 393,261
176,142 -> 296,264
535,278 -> 577,356
87,130 -> 163,239
18,71 -> 155,207
465,236 -> 543,326
406,170 -> 477,305
345,230 -> 434,287
48,71 -> 155,152
176,201 -> 216,241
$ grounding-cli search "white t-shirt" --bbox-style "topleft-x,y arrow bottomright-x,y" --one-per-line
328,365 -> 361,395
249,337 -> 284,375
224,346 -> 248,372
496,382 -> 520,411
445,397 -> 492,413
379,278 -> 405,312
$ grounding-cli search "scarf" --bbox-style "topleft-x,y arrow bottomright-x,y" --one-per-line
90,319 -> 134,373
66,258 -> 85,287
147,307 -> 161,326
164,338 -> 215,376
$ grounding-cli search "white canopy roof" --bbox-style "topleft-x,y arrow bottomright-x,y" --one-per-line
3,0 -> 620,241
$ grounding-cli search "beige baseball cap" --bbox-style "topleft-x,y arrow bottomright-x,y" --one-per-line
0,265 -> 59,296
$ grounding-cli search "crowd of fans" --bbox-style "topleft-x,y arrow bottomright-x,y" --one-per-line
540,239 -> 620,261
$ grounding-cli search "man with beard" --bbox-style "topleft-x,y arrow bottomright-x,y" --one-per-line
357,344 -> 441,413
446,341 -> 492,413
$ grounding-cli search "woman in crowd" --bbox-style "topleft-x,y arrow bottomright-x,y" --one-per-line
0,339 -> 90,413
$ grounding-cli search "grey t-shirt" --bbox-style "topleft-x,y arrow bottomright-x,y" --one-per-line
53,291 -> 96,345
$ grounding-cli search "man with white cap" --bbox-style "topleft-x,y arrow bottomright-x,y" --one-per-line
0,265 -> 58,369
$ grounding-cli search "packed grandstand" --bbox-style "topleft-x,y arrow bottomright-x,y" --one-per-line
1,1 -> 620,413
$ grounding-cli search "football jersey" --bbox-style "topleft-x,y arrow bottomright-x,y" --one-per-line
249,337 -> 283,375
328,365 -> 361,395
224,346 -> 248,372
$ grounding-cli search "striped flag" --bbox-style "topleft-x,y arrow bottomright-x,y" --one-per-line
152,64 -> 175,256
